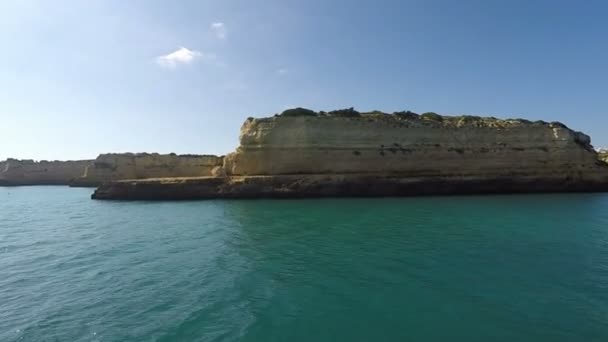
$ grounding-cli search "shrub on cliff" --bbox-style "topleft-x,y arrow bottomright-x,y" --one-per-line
421,112 -> 444,122
280,108 -> 318,117
364,110 -> 388,116
328,108 -> 361,117
574,132 -> 592,149
394,111 -> 419,120
550,121 -> 568,129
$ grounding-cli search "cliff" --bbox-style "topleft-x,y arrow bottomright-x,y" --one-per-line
92,109 -> 608,200
0,159 -> 92,186
71,153 -> 224,187
223,112 -> 605,179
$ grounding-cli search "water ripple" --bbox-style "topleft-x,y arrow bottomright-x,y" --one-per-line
1,188 -> 608,341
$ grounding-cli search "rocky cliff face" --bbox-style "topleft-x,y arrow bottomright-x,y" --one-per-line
0,159 -> 92,186
92,110 -> 608,200
223,113 -> 607,181
72,153 -> 223,186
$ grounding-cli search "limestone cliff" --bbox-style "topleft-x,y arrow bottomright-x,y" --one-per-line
71,153 -> 223,186
223,112 -> 607,181
0,159 -> 92,186
92,109 -> 608,200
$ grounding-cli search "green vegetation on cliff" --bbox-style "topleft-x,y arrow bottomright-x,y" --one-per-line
327,108 -> 361,117
275,108 -> 570,130
280,108 -> 318,117
420,112 -> 444,122
279,107 -> 362,118
393,111 -> 420,119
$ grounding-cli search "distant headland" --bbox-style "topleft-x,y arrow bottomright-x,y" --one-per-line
2,108 -> 608,199
0,153 -> 223,187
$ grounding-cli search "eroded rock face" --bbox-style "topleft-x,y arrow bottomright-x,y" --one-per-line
223,114 -> 608,183
599,150 -> 608,163
0,159 -> 92,186
71,153 -> 224,186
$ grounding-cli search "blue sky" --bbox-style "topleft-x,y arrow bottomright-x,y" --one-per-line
1,0 -> 607,160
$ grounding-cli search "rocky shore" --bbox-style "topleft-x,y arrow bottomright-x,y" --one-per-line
92,108 -> 608,200
91,174 -> 608,200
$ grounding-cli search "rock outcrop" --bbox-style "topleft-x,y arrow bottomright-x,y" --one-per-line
92,109 -> 608,200
71,153 -> 223,187
91,174 -> 608,200
0,159 -> 92,186
599,149 -> 608,163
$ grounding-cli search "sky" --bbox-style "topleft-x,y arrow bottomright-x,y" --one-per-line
1,0 -> 607,160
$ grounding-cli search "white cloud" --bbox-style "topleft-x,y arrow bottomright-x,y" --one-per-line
156,47 -> 203,68
211,22 -> 227,39
276,68 -> 289,75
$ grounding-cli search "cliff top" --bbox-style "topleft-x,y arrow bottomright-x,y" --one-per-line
254,107 -> 571,130
1,158 -> 93,164
1,153 -> 224,166
96,153 -> 223,158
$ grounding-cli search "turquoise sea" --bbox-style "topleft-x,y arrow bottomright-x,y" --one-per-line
1,187 -> 608,341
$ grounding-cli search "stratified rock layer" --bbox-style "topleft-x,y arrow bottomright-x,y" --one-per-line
92,112 -> 608,200
71,153 -> 223,187
224,115 -> 604,179
0,159 -> 92,186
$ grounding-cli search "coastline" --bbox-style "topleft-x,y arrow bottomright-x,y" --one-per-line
4,110 -> 608,199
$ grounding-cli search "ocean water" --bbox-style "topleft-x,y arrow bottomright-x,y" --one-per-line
1,187 -> 608,342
